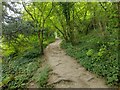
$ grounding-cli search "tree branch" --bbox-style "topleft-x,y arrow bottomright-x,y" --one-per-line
50,18 -> 64,36
22,2 -> 35,22
44,3 -> 53,22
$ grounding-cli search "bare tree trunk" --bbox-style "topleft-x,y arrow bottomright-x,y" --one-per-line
40,21 -> 45,55
40,29 -> 44,55
38,30 -> 41,47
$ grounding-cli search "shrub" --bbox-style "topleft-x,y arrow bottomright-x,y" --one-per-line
61,31 -> 118,86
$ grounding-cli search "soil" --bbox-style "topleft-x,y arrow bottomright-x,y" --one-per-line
44,39 -> 109,88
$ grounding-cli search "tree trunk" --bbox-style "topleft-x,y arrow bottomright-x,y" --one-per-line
40,29 -> 44,55
38,30 -> 44,55
40,20 -> 45,55
38,31 -> 41,47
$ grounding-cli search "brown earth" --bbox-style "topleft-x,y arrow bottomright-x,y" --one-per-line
44,39 -> 109,88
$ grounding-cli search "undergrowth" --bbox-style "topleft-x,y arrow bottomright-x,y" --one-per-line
61,30 -> 119,86
2,47 -> 41,89
1,38 -> 55,89
32,65 -> 51,88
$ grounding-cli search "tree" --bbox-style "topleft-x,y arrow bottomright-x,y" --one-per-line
22,2 -> 53,54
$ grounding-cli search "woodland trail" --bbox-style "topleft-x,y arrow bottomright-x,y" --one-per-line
44,39 -> 109,88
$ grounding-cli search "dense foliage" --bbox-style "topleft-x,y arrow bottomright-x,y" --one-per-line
61,29 -> 118,86
1,2 -> 119,88
1,38 -> 54,89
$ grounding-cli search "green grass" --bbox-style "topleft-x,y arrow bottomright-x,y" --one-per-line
61,30 -> 119,86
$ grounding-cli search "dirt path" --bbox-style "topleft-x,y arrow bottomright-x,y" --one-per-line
44,39 -> 109,88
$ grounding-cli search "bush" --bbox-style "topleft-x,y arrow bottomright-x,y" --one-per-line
61,30 -> 118,86
2,47 -> 41,89
38,66 -> 50,87
32,66 -> 50,88
23,48 -> 41,59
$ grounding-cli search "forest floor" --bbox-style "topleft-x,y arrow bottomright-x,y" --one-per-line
43,39 -> 109,88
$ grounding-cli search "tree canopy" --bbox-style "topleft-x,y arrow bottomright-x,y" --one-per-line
1,2 -> 119,89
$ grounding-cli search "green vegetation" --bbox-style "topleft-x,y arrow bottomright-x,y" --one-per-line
37,66 -> 50,88
2,49 -> 39,88
32,65 -> 51,88
61,30 -> 118,86
1,41 -> 53,89
1,2 -> 119,88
